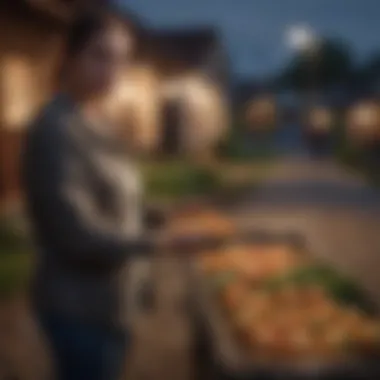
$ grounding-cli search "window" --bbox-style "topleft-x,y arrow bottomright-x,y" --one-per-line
1,56 -> 37,130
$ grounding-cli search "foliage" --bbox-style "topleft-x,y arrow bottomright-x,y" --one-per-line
280,38 -> 353,91
142,159 -> 270,207
0,218 -> 30,251
217,123 -> 245,159
263,264 -> 373,311
353,52 -> 380,88
0,252 -> 31,298
0,220 -> 32,297
217,120 -> 276,162
143,161 -> 222,199
332,122 -> 380,186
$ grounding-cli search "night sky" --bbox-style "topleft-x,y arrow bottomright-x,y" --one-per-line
119,0 -> 380,79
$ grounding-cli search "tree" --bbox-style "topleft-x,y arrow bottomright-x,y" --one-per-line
361,53 -> 380,78
279,38 -> 353,91
353,52 -> 380,92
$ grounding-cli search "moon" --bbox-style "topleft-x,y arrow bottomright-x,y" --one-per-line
285,24 -> 317,51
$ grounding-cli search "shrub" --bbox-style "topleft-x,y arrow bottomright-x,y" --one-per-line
0,218 -> 32,297
218,127 -> 276,162
144,162 -> 222,199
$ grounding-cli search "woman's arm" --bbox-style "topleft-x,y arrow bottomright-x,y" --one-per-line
24,117 -> 156,269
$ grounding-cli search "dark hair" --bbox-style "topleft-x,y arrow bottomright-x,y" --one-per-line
64,7 -> 129,58
55,6 -> 142,85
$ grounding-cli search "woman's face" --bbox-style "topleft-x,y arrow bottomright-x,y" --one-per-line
71,24 -> 134,96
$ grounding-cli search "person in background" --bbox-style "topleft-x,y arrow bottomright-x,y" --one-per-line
22,7 -> 188,380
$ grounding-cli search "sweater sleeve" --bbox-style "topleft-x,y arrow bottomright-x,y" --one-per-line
24,117 -> 155,270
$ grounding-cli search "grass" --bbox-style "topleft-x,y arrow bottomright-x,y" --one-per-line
0,250 -> 31,298
0,219 -> 32,298
141,159 -> 274,204
142,161 -> 222,201
217,127 -> 278,162
335,140 -> 380,187
332,121 -> 380,187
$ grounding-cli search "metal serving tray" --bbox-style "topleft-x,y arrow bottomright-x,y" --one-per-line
190,229 -> 380,380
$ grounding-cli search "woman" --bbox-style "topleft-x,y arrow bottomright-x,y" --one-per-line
22,7 -> 185,380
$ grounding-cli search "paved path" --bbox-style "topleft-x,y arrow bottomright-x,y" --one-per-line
241,158 -> 380,210
232,158 -> 380,303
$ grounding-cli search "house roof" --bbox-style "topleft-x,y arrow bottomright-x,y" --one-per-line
2,1 -> 224,74
145,26 -> 220,67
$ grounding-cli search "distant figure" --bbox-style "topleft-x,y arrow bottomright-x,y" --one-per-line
22,7 -> 191,380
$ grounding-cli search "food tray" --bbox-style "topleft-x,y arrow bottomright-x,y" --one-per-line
190,229 -> 380,380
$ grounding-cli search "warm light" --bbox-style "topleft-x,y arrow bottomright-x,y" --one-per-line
245,96 -> 277,130
354,107 -> 378,126
307,107 -> 333,132
178,75 -> 228,154
104,65 -> 160,151
107,71 -> 229,155
1,56 -> 37,130
162,78 -> 188,99
346,101 -> 380,143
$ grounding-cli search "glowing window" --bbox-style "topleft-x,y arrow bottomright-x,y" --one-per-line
1,56 -> 36,130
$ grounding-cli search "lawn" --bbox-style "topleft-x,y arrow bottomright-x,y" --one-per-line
142,161 -> 222,202
0,220 -> 32,298
0,250 -> 31,297
141,159 -> 274,203
333,122 -> 380,187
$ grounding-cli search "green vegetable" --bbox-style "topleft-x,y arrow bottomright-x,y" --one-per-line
261,264 -> 372,311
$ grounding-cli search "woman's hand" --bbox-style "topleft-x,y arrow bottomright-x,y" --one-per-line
143,206 -> 168,230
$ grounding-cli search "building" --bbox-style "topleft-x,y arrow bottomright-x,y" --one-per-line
0,0 -> 230,204
112,26 -> 230,156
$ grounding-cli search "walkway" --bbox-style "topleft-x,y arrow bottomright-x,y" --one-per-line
233,158 -> 380,210
232,158 -> 380,302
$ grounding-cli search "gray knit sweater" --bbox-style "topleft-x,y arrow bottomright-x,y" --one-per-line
23,94 -> 153,331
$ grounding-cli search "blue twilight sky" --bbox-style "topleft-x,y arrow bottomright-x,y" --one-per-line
119,0 -> 380,79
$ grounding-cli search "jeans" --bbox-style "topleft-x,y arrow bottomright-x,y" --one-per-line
37,312 -> 129,380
